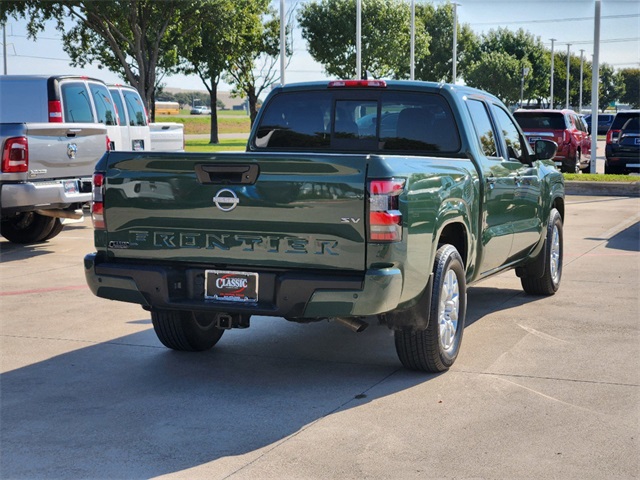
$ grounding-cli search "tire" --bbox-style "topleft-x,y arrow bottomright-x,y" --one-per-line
520,208 -> 563,295
394,245 -> 467,373
151,310 -> 225,351
0,212 -> 56,244
41,218 -> 64,241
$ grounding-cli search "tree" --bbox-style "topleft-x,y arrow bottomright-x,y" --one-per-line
619,68 -> 640,108
298,0 -> 430,80
225,5 -> 292,126
550,52 -> 593,109
599,64 -> 625,112
177,0 -> 269,142
414,3 -> 478,82
0,0 -> 202,118
468,28 -> 550,104
465,51 -> 528,105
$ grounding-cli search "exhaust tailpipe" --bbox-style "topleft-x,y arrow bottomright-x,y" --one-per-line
333,317 -> 368,333
36,208 -> 83,220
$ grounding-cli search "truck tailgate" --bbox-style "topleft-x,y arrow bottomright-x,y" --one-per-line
101,152 -> 368,271
26,123 -> 107,179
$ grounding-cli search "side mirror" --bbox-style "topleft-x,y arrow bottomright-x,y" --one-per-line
534,139 -> 558,161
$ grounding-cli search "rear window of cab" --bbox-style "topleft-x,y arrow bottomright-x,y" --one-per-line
513,112 -> 567,130
253,91 -> 460,153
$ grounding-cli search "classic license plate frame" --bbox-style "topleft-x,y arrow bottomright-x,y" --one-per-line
205,270 -> 258,303
63,179 -> 79,194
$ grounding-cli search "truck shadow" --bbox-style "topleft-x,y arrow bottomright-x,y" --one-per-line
586,221 -> 640,252
1,285 -> 542,478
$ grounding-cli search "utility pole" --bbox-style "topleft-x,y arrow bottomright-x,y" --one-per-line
579,49 -> 585,112
356,0 -> 362,79
565,43 -> 571,109
280,0 -> 285,86
2,23 -> 6,75
452,3 -> 458,83
550,38 -> 556,109
410,0 -> 415,80
590,0 -> 601,173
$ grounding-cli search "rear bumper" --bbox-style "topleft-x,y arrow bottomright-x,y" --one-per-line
1,178 -> 92,213
84,254 -> 403,319
605,147 -> 640,171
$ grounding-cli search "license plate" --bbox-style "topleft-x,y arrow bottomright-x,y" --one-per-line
634,138 -> 640,145
205,270 -> 258,303
63,180 -> 78,194
528,136 -> 542,143
132,139 -> 145,151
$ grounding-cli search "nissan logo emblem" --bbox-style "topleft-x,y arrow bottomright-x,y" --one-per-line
213,188 -> 239,212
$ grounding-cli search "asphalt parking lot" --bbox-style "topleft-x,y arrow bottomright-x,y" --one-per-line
1,194 -> 638,480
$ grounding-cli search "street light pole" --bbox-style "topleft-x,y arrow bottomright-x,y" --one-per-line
550,38 -> 556,109
579,49 -> 585,112
566,43 -> 571,109
520,67 -> 530,108
356,0 -> 362,79
590,0 -> 601,174
452,3 -> 458,83
279,0 -> 285,86
410,0 -> 415,80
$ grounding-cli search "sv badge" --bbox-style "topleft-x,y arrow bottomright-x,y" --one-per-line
341,217 -> 361,223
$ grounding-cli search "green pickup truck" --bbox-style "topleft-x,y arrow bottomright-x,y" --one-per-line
84,80 -> 564,372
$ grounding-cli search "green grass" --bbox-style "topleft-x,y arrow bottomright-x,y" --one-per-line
185,138 -> 247,152
154,115 -> 250,134
564,173 -> 639,182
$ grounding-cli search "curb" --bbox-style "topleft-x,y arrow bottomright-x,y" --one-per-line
565,181 -> 640,197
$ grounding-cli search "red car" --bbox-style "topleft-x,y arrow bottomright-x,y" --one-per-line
514,109 -> 591,173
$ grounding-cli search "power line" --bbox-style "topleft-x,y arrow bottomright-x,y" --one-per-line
470,13 -> 640,26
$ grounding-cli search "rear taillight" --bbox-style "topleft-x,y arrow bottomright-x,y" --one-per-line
606,129 -> 620,144
563,130 -> 571,144
368,179 -> 404,242
91,173 -> 106,230
48,100 -> 63,122
2,137 -> 28,173
106,136 -> 112,152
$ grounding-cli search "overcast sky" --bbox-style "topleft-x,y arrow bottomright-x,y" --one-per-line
2,0 -> 638,93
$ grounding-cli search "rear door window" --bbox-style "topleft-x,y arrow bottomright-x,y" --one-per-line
60,82 -> 94,123
466,99 -> 499,157
123,89 -> 148,126
89,82 -> 118,126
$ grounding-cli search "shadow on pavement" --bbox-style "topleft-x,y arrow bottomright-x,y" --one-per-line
586,221 -> 640,252
1,284 -> 543,478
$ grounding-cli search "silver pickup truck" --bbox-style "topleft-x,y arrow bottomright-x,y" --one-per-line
0,75 -> 109,243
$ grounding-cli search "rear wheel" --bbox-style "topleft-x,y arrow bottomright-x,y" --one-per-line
520,208 -> 563,295
41,218 -> 64,241
151,310 -> 225,351
394,245 -> 467,373
0,212 -> 56,244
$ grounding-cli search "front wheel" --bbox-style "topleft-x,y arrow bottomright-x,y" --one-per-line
151,310 -> 225,351
394,245 -> 467,373
520,208 -> 563,295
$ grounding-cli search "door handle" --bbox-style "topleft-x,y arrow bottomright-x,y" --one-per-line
486,176 -> 496,190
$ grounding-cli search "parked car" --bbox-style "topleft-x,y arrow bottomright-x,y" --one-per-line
605,110 -> 640,174
514,109 -> 591,173
190,106 -> 211,115
0,75 -> 109,243
584,113 -> 615,135
107,84 -> 151,151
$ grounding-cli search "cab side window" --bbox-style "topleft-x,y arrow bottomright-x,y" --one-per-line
466,99 -> 499,158
60,82 -> 94,123
492,105 -> 529,163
